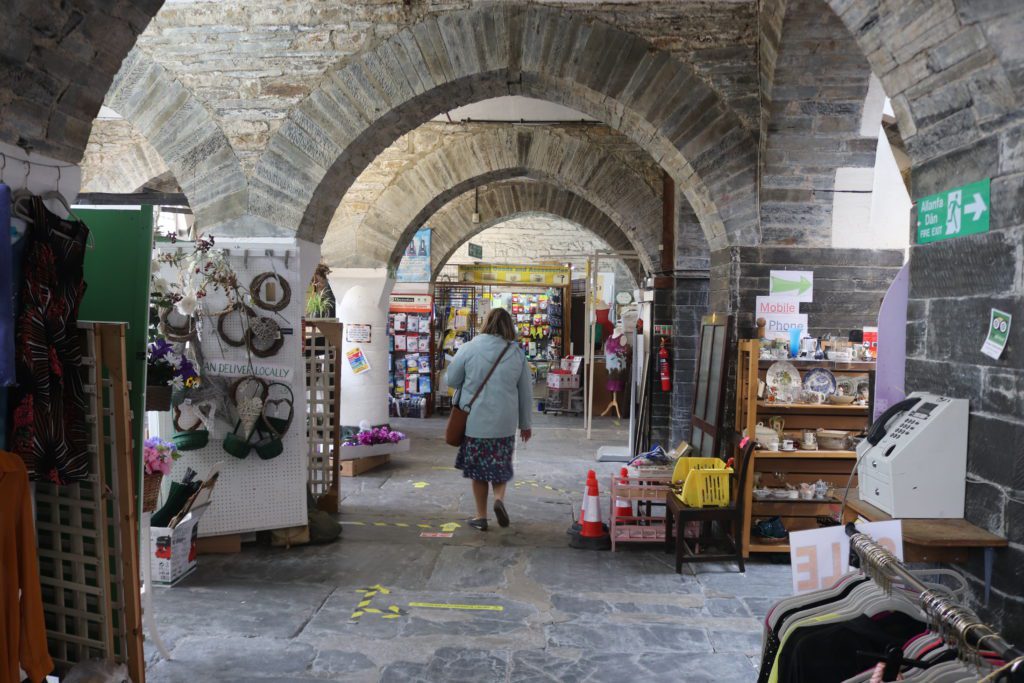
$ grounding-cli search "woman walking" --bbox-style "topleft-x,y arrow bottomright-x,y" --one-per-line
445,308 -> 533,531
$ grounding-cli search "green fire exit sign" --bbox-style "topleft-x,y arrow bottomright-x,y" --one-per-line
916,178 -> 990,244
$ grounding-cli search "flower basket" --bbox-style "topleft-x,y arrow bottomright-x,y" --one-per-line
145,384 -> 173,412
143,471 -> 163,512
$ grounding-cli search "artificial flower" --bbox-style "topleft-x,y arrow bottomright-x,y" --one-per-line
175,294 -> 198,316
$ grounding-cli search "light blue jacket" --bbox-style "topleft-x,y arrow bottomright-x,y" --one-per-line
445,334 -> 533,438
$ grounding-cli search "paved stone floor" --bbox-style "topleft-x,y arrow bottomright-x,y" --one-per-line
147,414 -> 792,682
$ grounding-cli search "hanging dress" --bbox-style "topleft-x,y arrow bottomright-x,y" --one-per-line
7,197 -> 90,484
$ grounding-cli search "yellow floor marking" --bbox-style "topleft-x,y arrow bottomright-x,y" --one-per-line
373,522 -> 388,527
381,614 -> 401,619
439,522 -> 462,532
412,481 -> 430,488
394,522 -> 410,527
363,608 -> 381,614
351,611 -> 364,618
417,524 -> 433,529
408,602 -> 504,612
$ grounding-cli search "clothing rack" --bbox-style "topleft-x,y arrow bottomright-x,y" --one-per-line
845,522 -> 1024,680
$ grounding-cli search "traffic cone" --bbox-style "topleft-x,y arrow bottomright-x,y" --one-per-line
567,469 -> 596,536
580,477 -> 605,538
614,468 -> 633,519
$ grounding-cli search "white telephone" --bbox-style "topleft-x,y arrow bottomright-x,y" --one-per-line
856,392 -> 968,518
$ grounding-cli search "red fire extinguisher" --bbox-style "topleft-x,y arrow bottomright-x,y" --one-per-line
658,337 -> 671,391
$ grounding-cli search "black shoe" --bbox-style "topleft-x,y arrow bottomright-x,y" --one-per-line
493,500 -> 510,528
468,517 -> 488,531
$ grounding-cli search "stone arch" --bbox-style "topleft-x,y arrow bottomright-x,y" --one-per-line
761,0 -> 878,245
422,180 -> 650,282
80,117 -> 172,194
104,47 -> 248,231
321,127 -> 664,274
251,4 -> 758,250
0,0 -> 163,162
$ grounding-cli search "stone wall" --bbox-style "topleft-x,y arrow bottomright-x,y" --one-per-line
669,276 -> 711,447
761,0 -> 877,246
80,118 -> 170,193
0,0 -> 161,162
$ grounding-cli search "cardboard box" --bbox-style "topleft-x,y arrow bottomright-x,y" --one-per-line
546,371 -> 580,390
151,510 -> 203,586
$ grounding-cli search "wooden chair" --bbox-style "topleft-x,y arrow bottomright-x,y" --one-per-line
664,433 -> 755,573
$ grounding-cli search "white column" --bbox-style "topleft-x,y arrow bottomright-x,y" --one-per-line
331,269 -> 394,427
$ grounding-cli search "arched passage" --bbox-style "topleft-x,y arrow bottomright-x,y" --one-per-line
104,48 -> 249,231
422,180 -> 650,282
251,4 -> 758,250
321,127 -> 665,273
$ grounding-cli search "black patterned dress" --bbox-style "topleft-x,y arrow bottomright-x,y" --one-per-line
7,197 -> 90,484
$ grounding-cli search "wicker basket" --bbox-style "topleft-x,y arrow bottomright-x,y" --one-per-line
142,472 -> 163,512
145,384 -> 172,412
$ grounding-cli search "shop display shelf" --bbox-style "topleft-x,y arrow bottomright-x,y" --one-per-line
757,359 -> 876,372
756,401 -> 868,415
754,449 -> 857,460
749,541 -> 791,553
609,475 -> 672,551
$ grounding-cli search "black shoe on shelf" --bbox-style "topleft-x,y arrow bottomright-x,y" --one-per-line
493,500 -> 510,528
468,517 -> 488,531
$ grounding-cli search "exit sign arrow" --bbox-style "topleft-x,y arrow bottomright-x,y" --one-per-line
965,193 -> 987,221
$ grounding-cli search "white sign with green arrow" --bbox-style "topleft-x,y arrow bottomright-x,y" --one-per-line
770,270 -> 814,302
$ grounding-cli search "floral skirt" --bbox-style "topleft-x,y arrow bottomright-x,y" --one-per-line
455,435 -> 514,483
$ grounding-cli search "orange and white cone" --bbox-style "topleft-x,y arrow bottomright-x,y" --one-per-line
580,475 -> 606,538
614,468 -> 633,519
579,469 -> 596,522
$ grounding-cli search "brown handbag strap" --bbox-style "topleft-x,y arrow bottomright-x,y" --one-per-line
465,342 -> 512,411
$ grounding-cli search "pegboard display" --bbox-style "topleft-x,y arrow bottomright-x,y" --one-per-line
35,323 -> 142,679
305,319 -> 341,511
154,238 -> 308,537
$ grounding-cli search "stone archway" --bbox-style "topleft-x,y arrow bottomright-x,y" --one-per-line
104,48 -> 249,232
0,1 -> 164,162
250,4 -> 758,250
422,179 -> 650,282
321,127 -> 665,274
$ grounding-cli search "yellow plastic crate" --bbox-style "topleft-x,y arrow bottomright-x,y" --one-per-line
671,457 -> 727,486
678,467 -> 734,508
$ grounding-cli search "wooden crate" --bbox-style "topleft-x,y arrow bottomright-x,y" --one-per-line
342,454 -> 391,477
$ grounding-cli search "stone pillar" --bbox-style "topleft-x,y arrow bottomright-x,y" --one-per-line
331,270 -> 394,429
670,275 -> 710,446
648,287 -> 673,448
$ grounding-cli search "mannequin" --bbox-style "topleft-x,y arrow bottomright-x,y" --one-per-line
601,324 -> 630,418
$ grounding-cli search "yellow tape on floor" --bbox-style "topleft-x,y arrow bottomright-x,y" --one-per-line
408,602 -> 504,612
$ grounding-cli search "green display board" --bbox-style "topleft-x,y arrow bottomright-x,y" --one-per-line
78,208 -> 154,488
916,178 -> 990,244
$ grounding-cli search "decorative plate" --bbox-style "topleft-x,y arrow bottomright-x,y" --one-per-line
803,367 -> 837,395
766,361 -> 801,402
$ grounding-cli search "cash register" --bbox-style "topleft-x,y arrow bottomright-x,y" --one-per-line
856,392 -> 968,518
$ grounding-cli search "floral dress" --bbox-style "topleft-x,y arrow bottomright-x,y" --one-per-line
455,435 -> 515,483
8,198 -> 90,484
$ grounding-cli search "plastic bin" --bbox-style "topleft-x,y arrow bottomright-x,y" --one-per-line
671,457 -> 728,485
679,467 -> 733,508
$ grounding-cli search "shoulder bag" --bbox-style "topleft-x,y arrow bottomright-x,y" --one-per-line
445,342 -> 512,447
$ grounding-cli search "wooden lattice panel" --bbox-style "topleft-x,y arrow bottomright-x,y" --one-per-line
305,319 -> 341,512
34,323 -> 143,680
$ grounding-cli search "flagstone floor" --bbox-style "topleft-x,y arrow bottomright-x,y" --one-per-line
146,414 -> 792,682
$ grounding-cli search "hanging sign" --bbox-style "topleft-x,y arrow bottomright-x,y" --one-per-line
769,270 -> 813,302
345,323 -> 372,343
467,243 -> 483,259
458,264 -> 570,286
981,308 -> 1011,359
345,347 -> 371,374
201,360 -> 294,382
916,178 -> 990,244
789,520 -> 903,595
396,227 -> 431,282
388,294 -> 433,314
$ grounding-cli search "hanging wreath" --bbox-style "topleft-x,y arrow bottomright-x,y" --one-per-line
250,272 -> 291,312
216,303 -> 250,347
246,315 -> 284,358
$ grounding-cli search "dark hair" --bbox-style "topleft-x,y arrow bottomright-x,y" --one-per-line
481,307 -> 516,341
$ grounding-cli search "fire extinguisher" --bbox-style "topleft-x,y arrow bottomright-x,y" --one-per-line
658,337 -> 671,391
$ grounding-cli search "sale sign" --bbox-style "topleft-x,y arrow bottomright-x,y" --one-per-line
788,520 -> 903,595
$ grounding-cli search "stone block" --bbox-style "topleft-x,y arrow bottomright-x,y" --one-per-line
909,229 -> 1017,297
992,173 -> 1024,230
923,295 -> 1023,366
911,134 -> 998,198
961,412 -> 1024,489
964,479 -> 1005,534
